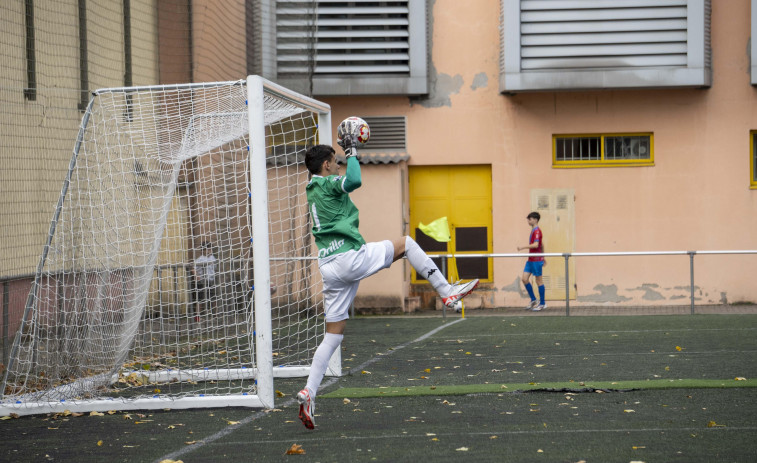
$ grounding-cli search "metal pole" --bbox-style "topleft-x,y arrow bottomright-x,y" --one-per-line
689,251 -> 695,315
564,254 -> 570,317
3,281 -> 8,367
440,258 -> 447,319
248,75 -> 274,408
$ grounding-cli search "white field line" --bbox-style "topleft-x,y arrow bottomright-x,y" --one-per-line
215,425 -> 757,447
450,327 -> 757,338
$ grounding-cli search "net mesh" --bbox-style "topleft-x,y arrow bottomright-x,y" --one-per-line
1,80 -> 325,409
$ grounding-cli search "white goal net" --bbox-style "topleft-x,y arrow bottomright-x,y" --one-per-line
0,76 -> 334,415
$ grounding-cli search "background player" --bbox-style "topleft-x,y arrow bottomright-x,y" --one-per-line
517,211 -> 546,311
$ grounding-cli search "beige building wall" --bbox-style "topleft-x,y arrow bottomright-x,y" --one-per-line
0,0 -> 161,279
322,0 -> 757,309
192,0 -> 247,83
347,164 -> 408,311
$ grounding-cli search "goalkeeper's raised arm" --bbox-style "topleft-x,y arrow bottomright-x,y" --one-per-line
339,133 -> 362,192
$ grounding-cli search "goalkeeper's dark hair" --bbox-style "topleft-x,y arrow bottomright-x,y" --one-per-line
305,144 -> 335,175
527,211 -> 541,221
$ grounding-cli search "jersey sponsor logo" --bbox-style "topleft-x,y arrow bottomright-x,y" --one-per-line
427,268 -> 436,278
318,238 -> 345,258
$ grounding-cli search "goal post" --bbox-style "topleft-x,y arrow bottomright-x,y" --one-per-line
0,76 -> 335,416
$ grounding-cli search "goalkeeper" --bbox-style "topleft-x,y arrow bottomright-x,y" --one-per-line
296,128 -> 479,430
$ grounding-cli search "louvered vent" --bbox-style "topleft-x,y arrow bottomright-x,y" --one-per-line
520,2 -> 690,70
276,1 -> 412,77
362,116 -> 406,151
501,0 -> 712,92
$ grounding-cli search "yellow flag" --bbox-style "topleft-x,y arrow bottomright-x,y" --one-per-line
419,217 -> 451,242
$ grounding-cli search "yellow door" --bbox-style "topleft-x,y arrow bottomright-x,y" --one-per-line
409,165 -> 492,283
530,189 -> 576,300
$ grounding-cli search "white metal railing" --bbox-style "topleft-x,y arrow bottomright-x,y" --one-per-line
432,250 -> 757,316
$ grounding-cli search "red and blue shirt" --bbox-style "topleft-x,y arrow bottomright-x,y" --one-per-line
528,227 -> 544,262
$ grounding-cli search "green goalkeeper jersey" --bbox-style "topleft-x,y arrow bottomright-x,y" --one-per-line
307,157 -> 365,260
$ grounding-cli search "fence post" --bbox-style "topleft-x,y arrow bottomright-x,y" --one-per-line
689,251 -> 696,315
3,281 -> 8,367
441,257 -> 447,320
564,254 -> 570,316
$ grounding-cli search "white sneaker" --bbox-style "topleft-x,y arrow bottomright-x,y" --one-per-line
442,279 -> 479,308
532,303 -> 547,312
297,388 -> 315,429
525,300 -> 538,310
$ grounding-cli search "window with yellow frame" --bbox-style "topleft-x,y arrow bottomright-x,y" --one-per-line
553,133 -> 654,168
751,131 -> 757,189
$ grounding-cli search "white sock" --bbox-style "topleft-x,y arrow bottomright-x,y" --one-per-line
404,236 -> 451,295
305,332 -> 343,398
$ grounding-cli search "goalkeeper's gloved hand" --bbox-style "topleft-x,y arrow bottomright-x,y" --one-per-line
339,134 -> 360,160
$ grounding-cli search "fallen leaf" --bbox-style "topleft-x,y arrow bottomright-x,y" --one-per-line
97,440 -> 103,446
707,421 -> 726,428
276,390 -> 285,397
676,346 -> 683,351
285,443 -> 305,455
343,398 -> 351,404
361,370 -> 371,375
735,377 -> 747,381
185,441 -> 197,445
456,447 -> 469,452
624,409 -> 635,413
227,421 -> 240,425
90,411 -> 104,416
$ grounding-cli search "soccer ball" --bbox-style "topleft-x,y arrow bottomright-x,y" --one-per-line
337,116 -> 370,148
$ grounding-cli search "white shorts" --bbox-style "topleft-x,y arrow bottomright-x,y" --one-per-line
319,240 -> 394,322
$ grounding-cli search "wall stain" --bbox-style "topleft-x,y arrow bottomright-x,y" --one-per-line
502,276 -> 523,294
471,72 -> 488,90
577,284 -> 632,303
411,72 -> 463,108
628,283 -> 665,301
